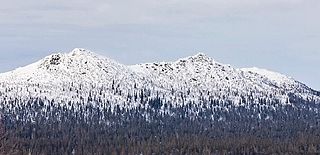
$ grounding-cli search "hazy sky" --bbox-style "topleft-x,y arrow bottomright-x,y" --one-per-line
0,0 -> 319,90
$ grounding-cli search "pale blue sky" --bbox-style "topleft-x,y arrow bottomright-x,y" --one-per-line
0,0 -> 319,90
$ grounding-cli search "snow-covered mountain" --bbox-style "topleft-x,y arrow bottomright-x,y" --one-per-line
0,48 -> 319,111
2,48 -> 320,155
130,52 -> 319,105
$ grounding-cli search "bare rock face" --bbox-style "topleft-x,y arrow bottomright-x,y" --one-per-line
49,54 -> 62,65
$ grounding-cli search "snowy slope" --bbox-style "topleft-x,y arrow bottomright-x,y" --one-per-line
130,53 -> 319,105
0,49 -> 319,110
1,48 -> 138,84
241,67 -> 296,88
0,48 -> 151,108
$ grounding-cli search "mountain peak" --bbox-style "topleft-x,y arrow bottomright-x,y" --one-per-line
38,48 -> 100,71
69,48 -> 94,56
180,52 -> 214,64
193,52 -> 207,57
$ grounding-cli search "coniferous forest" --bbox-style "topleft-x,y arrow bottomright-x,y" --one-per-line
1,90 -> 320,154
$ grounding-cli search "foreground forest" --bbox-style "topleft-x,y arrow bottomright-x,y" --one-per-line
1,124 -> 320,154
1,94 -> 320,154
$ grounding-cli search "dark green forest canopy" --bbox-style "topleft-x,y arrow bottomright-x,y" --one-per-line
1,93 -> 320,154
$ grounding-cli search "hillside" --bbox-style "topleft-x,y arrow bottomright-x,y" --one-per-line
1,48 -> 320,154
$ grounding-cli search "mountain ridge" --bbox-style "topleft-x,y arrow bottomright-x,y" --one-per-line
0,48 -> 319,110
